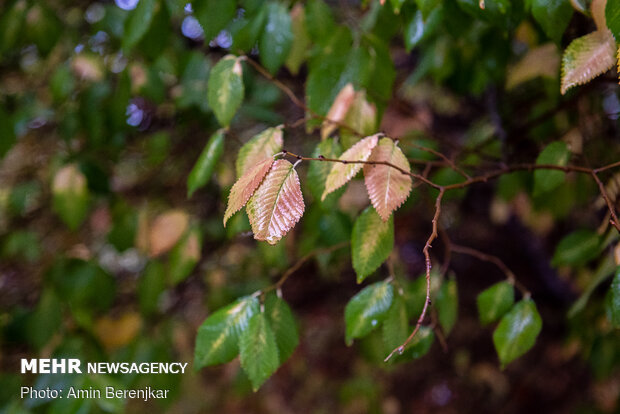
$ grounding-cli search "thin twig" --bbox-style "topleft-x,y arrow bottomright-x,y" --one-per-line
385,188 -> 445,362
449,243 -> 530,297
262,241 -> 349,294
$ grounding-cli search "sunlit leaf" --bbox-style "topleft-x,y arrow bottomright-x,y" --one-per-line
533,141 -> 570,196
148,210 -> 189,257
259,2 -> 293,74
561,30 -> 616,95
240,311 -> 280,391
363,138 -> 412,221
322,134 -> 379,200
351,206 -> 394,283
246,159 -> 305,244
477,281 -> 515,325
52,164 -> 90,231
436,277 -> 458,335
195,296 -> 260,368
265,293 -> 299,362
345,281 -> 394,344
493,299 -> 542,368
552,229 -> 601,267
187,129 -> 225,197
208,55 -> 245,127
321,83 -> 356,140
285,4 -> 311,75
235,126 -> 283,177
224,158 -> 274,226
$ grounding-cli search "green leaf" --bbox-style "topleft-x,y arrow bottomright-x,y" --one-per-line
259,2 -> 293,74
531,0 -> 573,43
305,0 -> 336,45
26,289 -> 62,349
239,311 -> 280,391
168,227 -> 202,285
569,253 -> 616,317
345,281 -> 394,344
416,0 -> 440,19
533,141 -> 570,196
51,164 -> 90,231
607,0 -> 620,40
138,260 -> 166,315
306,138 -> 344,208
265,293 -> 299,362
436,277 -> 458,335
552,229 -> 601,267
285,4 -> 311,75
194,296 -> 259,368
235,126 -> 283,177
493,299 -> 542,368
476,281 -> 515,325
187,129 -> 225,197
382,295 -> 409,352
351,207 -> 394,283
401,326 -> 434,360
122,0 -> 157,52
208,55 -> 245,127
605,268 -> 620,327
194,0 -> 237,42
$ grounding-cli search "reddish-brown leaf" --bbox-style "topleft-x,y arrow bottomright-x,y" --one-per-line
322,134 -> 380,201
235,126 -> 283,177
246,159 -> 304,244
561,30 -> 616,94
149,210 -> 189,257
364,138 -> 412,221
321,83 -> 355,140
223,158 -> 274,226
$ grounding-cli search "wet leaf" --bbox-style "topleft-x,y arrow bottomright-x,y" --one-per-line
168,227 -> 201,285
561,30 -> 616,94
552,229 -> 601,267
195,296 -> 259,367
531,0 -> 573,43
382,295 -> 409,352
285,4 -> 311,75
322,134 -> 379,200
187,129 -> 225,197
436,277 -> 458,335
493,299 -> 542,367
477,281 -> 515,325
506,43 -> 560,89
246,159 -> 305,244
259,2 -> 293,74
122,0 -> 156,51
351,207 -> 394,283
240,311 -> 280,391
345,281 -> 394,344
307,138 -> 345,207
265,293 -> 299,363
208,55 -> 245,127
224,158 -> 274,226
607,0 -> 620,39
363,138 -> 412,221
194,0 -> 236,42
235,126 -> 283,177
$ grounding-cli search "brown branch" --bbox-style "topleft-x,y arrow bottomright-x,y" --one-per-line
385,188 -> 445,362
262,241 -> 349,294
449,243 -> 530,297
405,143 -> 471,179
591,171 -> 620,233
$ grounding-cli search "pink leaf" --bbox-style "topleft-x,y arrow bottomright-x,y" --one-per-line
321,83 -> 356,140
364,138 -> 412,221
223,158 -> 274,226
246,159 -> 305,244
322,134 -> 380,201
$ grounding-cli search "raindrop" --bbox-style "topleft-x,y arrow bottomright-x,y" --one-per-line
85,3 -> 105,23
398,347 -> 404,355
184,3 -> 193,13
371,319 -> 378,327
110,52 -> 127,73
181,16 -> 204,40
214,30 -> 232,48
20,45 -> 39,70
89,31 -> 109,55
74,43 -> 85,54
115,0 -> 139,11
